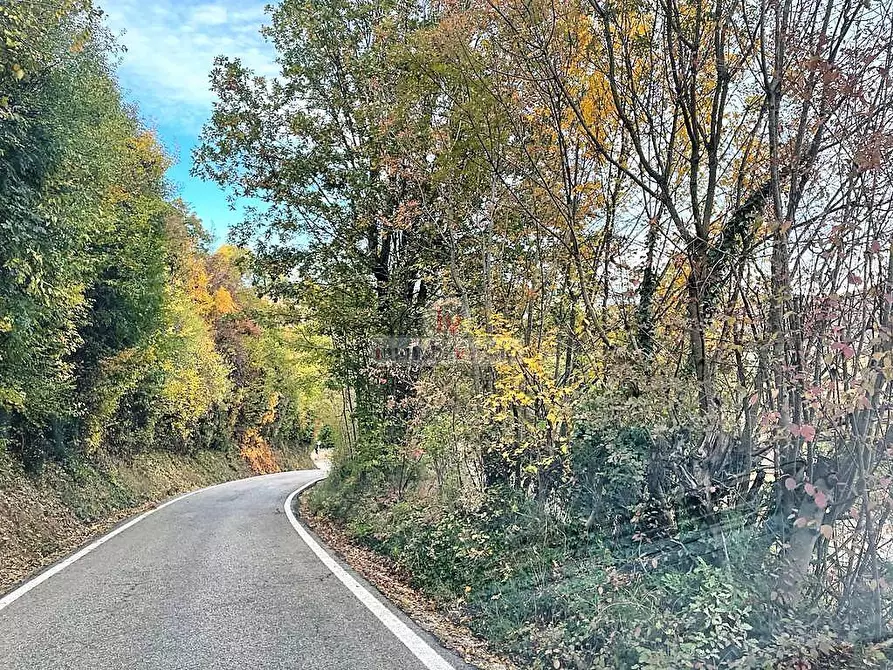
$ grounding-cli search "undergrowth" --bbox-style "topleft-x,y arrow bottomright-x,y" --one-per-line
309,460 -> 892,670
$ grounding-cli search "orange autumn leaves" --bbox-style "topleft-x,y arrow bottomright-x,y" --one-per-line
240,427 -> 280,474
240,393 -> 283,475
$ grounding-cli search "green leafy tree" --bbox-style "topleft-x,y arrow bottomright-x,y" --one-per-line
193,0 -> 451,454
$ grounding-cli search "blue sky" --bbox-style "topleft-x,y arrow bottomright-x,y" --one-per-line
103,0 -> 278,244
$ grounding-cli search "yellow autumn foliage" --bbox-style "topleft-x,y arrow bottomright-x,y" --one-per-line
260,392 -> 280,426
157,285 -> 230,435
213,287 -> 237,315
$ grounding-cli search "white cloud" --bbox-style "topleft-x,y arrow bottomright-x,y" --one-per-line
191,3 -> 229,25
103,0 -> 277,130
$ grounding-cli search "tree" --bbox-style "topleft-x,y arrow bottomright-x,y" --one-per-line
194,0 -> 450,452
203,0 -> 893,642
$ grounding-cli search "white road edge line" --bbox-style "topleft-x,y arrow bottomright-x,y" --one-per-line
284,482 -> 455,670
0,488 -> 202,612
0,470 -> 293,612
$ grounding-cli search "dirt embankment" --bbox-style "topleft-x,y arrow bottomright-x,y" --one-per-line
0,447 -> 312,594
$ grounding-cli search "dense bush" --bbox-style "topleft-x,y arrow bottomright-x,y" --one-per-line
0,1 -> 338,474
313,451 -> 890,668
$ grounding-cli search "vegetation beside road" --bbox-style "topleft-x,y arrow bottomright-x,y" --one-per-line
198,0 -> 893,667
299,492 -> 517,670
0,1 -> 337,587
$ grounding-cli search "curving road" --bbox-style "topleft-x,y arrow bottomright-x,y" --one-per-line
0,470 -> 467,670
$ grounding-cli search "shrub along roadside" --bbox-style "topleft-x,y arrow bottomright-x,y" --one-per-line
298,492 -> 518,670
0,443 -> 311,594
308,459 -> 891,670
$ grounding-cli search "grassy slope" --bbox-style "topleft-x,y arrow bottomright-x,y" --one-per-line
0,446 -> 312,593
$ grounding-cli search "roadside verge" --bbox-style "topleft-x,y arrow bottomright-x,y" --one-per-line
0,446 -> 310,594
295,486 -> 517,670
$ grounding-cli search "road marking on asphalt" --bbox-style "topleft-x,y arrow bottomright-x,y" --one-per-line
0,488 -> 202,612
0,471 -> 291,612
284,484 -> 456,670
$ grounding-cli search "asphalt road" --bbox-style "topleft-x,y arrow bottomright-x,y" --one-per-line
0,470 -> 466,670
